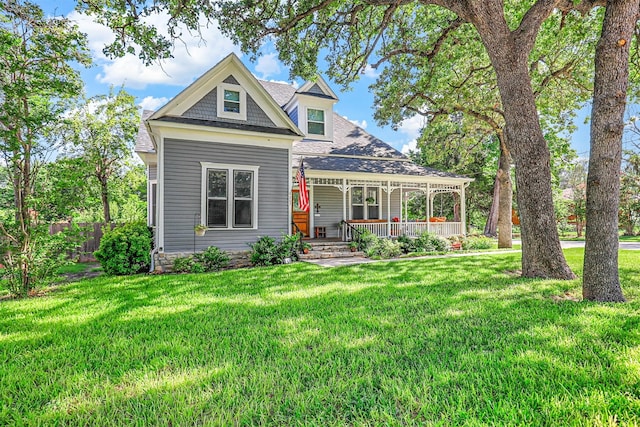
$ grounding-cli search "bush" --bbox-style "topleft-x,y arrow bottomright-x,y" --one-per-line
172,256 -> 195,273
94,222 -> 152,275
172,246 -> 229,273
249,236 -> 280,266
462,236 -> 494,250
353,228 -> 378,251
365,238 -> 402,259
1,222 -> 85,297
414,232 -> 450,253
249,234 -> 303,266
194,246 -> 230,271
397,234 -> 417,254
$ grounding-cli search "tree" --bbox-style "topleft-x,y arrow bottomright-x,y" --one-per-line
0,0 -> 90,296
59,88 -> 139,223
583,0 -> 639,302
618,151 -> 640,236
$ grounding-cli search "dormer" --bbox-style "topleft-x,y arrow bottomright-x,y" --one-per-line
284,77 -> 338,142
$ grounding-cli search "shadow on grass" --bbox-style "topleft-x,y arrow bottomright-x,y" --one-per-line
0,250 -> 638,425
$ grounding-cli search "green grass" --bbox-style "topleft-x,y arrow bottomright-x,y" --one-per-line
1,249 -> 639,425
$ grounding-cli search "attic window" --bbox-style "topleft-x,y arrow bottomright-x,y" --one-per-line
223,90 -> 240,113
307,108 -> 325,135
217,82 -> 247,121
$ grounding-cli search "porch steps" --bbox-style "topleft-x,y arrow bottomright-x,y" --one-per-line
298,240 -> 365,260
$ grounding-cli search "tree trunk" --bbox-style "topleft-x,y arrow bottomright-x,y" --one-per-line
497,141 -> 512,249
487,53 -> 574,279
99,176 -> 111,224
583,0 -> 637,302
484,175 -> 499,237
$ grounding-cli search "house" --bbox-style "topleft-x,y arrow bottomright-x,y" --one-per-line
135,54 -> 473,264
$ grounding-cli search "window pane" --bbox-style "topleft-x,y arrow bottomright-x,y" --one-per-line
234,171 -> 253,198
369,206 -> 379,219
352,206 -> 364,220
208,170 -> 227,198
352,187 -> 363,204
307,108 -> 324,122
208,199 -> 227,227
224,100 -> 240,113
367,188 -> 378,204
234,200 -> 252,227
308,121 -> 324,135
224,90 -> 240,102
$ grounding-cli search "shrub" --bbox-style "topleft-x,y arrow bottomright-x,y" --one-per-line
1,222 -> 85,297
249,236 -> 281,266
462,236 -> 494,250
194,246 -> 230,271
365,238 -> 402,259
397,234 -> 416,254
278,233 -> 301,261
249,234 -> 303,266
94,222 -> 152,275
172,256 -> 195,273
415,232 -> 450,253
353,228 -> 378,251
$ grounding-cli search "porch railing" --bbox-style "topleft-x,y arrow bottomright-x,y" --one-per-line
342,221 -> 463,240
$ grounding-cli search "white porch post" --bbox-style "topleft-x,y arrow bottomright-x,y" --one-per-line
387,180 -> 391,236
426,183 -> 431,233
309,182 -> 315,238
400,184 -> 404,224
342,178 -> 347,221
461,183 -> 467,235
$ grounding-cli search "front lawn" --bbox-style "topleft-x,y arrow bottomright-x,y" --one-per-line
1,249 -> 638,425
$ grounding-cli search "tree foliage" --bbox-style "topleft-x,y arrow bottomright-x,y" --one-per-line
58,87 -> 139,223
0,0 -> 90,296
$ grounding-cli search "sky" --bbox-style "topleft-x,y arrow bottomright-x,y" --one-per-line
38,0 -> 594,157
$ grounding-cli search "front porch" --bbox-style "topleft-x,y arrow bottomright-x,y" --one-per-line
294,177 -> 469,240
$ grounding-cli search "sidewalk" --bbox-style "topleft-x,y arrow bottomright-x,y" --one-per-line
304,248 -> 521,268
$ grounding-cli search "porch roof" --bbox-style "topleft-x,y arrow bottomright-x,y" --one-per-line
295,155 -> 470,180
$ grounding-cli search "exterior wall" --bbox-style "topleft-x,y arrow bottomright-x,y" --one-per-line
148,164 -> 158,180
289,106 -> 299,126
308,83 -> 325,95
312,186 -> 344,238
183,86 -> 277,128
162,138 -> 289,252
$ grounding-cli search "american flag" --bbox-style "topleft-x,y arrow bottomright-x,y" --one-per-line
296,161 -> 310,212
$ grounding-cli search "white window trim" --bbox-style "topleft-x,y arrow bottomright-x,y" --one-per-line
201,162 -> 259,230
217,82 -> 247,121
307,107 -> 326,136
350,185 -> 381,220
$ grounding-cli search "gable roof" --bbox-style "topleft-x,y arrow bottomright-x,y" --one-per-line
135,109 -> 156,153
149,53 -> 303,137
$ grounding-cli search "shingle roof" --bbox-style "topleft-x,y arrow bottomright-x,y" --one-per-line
294,155 -> 468,179
154,116 -> 301,136
258,80 -> 297,107
135,110 -> 155,153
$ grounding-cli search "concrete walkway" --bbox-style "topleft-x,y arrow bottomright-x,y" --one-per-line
304,239 -> 640,268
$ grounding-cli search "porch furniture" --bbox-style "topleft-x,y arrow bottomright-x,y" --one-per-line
314,226 -> 327,238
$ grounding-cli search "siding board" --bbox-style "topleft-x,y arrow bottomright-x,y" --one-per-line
163,138 -> 289,252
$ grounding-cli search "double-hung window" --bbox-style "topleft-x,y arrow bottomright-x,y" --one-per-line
217,82 -> 247,120
307,108 -> 325,136
202,163 -> 259,229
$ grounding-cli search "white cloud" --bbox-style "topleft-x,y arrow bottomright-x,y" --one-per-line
139,96 -> 169,111
68,11 -> 241,89
255,53 -> 281,79
362,64 -> 380,79
401,139 -> 418,154
342,116 -> 367,129
397,115 -> 426,154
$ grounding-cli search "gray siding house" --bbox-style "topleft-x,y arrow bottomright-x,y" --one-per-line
136,53 -> 473,257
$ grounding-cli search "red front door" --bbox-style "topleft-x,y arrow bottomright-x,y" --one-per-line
292,190 -> 309,237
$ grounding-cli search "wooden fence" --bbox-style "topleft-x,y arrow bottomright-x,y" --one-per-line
49,222 -> 117,262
